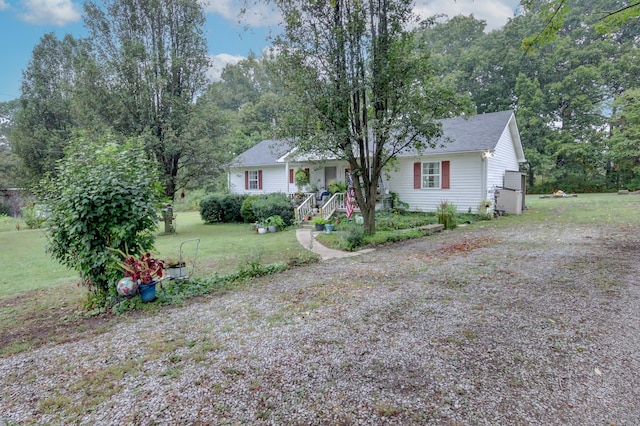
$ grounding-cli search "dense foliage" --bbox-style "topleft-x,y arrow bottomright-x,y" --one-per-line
40,134 -> 163,303
199,194 -> 248,223
418,0 -> 640,192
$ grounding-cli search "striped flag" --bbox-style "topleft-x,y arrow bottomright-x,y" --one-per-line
346,173 -> 355,219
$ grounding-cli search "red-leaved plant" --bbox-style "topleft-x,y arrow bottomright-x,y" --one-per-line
122,252 -> 164,284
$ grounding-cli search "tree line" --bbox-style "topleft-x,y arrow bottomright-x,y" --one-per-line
1,0 -> 639,199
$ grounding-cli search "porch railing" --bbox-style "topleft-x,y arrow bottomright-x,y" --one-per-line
320,192 -> 345,220
295,193 -> 316,222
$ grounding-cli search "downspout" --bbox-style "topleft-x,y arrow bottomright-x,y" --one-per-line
481,154 -> 488,213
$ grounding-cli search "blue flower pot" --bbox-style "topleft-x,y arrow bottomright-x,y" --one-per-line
139,281 -> 157,302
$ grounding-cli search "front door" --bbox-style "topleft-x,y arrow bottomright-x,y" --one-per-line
324,166 -> 337,188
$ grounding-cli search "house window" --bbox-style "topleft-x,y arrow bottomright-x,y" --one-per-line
414,161 -> 450,190
248,171 -> 259,189
245,170 -> 263,190
422,162 -> 441,188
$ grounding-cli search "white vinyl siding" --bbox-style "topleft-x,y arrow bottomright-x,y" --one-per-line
386,154 -> 482,213
488,125 -> 520,191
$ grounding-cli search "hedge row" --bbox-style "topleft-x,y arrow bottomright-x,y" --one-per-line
200,193 -> 296,226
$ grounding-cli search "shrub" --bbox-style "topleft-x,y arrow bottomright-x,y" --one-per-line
39,133 -> 163,305
220,194 -> 247,222
0,202 -> 9,217
241,195 -> 260,223
341,223 -> 365,251
200,194 -> 247,223
199,195 -> 222,223
250,193 -> 295,225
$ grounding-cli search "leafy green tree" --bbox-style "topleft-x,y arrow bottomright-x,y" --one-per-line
266,0 -> 469,234
11,34 -> 92,185
0,100 -> 20,189
418,2 -> 640,192
83,0 -> 211,199
40,133 -> 163,305
609,88 -> 640,189
522,0 -> 640,50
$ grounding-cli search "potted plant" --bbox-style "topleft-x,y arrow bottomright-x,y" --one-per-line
324,218 -> 335,234
119,252 -> 165,302
256,220 -> 267,234
294,168 -> 310,192
165,258 -> 187,279
328,180 -> 347,194
312,216 -> 327,231
265,215 -> 286,232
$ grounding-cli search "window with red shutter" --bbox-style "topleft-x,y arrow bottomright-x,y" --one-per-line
415,161 -> 449,189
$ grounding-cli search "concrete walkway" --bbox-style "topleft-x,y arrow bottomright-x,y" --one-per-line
295,228 -> 375,261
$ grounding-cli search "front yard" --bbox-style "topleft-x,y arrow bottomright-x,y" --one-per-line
1,193 -> 639,424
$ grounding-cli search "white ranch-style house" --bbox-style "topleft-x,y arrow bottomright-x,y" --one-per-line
227,110 -> 526,216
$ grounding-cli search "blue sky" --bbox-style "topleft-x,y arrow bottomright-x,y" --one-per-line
0,0 -> 520,103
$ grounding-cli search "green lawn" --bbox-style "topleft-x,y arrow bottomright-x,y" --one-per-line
1,193 -> 638,300
0,211 -> 308,299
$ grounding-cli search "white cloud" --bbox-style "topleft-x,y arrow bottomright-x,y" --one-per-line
18,0 -> 81,26
415,0 -> 519,31
201,0 -> 280,27
207,53 -> 246,82
0,0 -> 10,11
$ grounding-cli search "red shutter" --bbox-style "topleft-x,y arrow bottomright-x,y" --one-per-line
304,168 -> 310,177
289,168 -> 294,184
245,171 -> 249,190
442,161 -> 450,189
258,170 -> 263,190
413,162 -> 421,189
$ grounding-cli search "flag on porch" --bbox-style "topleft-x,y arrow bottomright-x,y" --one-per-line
346,173 -> 355,219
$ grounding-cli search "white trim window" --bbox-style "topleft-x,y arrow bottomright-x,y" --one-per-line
422,162 -> 441,189
248,170 -> 259,190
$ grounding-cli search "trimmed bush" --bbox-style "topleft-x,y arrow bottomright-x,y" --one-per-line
200,194 -> 247,223
199,195 -> 223,223
240,195 -> 260,223
221,194 -> 244,222
251,193 -> 295,225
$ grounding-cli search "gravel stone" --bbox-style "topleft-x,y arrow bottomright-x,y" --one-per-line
1,220 -> 639,425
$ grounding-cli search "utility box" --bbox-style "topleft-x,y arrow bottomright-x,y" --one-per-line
495,187 -> 523,215
503,171 -> 526,213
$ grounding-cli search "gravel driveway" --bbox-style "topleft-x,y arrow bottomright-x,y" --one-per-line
1,218 -> 639,425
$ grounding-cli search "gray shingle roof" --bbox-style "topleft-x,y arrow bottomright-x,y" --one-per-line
400,110 -> 515,156
230,110 -> 516,166
229,139 -> 294,167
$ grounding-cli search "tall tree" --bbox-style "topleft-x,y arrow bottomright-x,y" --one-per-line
11,34 -> 92,184
0,100 -> 20,189
83,0 -> 211,199
522,0 -> 640,50
267,0 -> 469,234
609,88 -> 640,188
